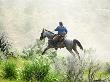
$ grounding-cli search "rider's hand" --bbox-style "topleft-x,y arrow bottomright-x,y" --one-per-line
53,31 -> 58,34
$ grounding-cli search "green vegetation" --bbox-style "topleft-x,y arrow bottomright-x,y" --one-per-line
0,33 -> 110,82
2,61 -> 17,80
21,57 -> 50,81
0,32 -> 12,57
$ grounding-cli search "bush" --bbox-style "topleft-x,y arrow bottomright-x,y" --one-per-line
22,39 -> 45,59
34,61 -> 50,81
21,57 -> 50,81
43,72 -> 61,82
22,39 -> 57,61
21,63 -> 34,81
2,61 -> 17,80
105,63 -> 110,74
0,32 -> 11,55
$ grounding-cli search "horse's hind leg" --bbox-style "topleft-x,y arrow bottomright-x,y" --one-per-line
74,50 -> 80,60
73,49 -> 80,60
73,42 -> 80,59
67,49 -> 75,57
74,49 -> 79,55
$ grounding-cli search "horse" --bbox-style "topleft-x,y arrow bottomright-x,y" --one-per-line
40,28 -> 83,59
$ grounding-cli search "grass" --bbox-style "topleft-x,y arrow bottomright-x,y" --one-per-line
0,53 -> 110,82
0,56 -> 51,81
21,63 -> 34,81
0,78 -> 24,82
2,61 -> 17,80
0,57 -> 27,82
21,56 -> 50,81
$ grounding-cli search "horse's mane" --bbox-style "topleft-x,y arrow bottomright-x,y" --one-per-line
45,29 -> 54,34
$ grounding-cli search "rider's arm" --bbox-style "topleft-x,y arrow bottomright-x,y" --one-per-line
54,26 -> 59,31
65,27 -> 68,34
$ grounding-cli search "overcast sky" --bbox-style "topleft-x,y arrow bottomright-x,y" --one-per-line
0,0 -> 110,62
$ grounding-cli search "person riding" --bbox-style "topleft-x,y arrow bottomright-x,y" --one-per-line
53,22 -> 68,50
55,22 -> 67,36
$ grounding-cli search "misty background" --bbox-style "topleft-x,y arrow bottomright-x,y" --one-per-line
0,0 -> 110,62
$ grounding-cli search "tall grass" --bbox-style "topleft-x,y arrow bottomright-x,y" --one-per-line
2,61 -> 17,80
21,57 -> 50,81
21,63 -> 34,81
33,61 -> 50,81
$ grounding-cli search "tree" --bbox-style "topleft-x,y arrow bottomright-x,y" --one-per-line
0,32 -> 12,57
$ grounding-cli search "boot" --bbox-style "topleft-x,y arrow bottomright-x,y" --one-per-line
55,47 -> 58,50
54,40 -> 58,50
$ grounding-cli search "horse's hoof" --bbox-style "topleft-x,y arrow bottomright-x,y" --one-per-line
55,48 -> 58,50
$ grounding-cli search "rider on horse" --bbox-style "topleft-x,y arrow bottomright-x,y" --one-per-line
53,22 -> 68,50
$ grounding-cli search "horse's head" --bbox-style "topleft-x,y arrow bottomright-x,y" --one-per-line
40,28 -> 54,40
40,28 -> 46,40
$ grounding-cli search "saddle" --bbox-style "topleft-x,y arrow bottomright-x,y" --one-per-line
52,34 -> 65,48
53,34 -> 64,41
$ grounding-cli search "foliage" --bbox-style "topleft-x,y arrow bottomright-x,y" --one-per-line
2,61 -> 17,80
21,56 -> 50,81
33,59 -> 50,81
0,39 -> 109,82
22,39 -> 45,58
21,63 -> 33,81
0,32 -> 12,58
43,72 -> 62,82
22,39 -> 57,60
87,63 -> 101,82
105,62 -> 110,74
65,48 -> 103,82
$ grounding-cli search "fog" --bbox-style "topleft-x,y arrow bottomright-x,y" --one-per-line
0,0 -> 110,62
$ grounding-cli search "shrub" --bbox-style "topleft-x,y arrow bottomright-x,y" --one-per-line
21,57 -> 50,81
22,39 -> 57,61
0,32 -> 11,55
21,63 -> 34,81
22,39 -> 45,59
33,60 -> 50,81
43,72 -> 61,82
105,63 -> 110,73
2,61 -> 17,80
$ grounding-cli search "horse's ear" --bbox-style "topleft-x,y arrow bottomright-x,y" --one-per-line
42,28 -> 44,32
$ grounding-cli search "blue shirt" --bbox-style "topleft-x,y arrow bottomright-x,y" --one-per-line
55,26 -> 67,35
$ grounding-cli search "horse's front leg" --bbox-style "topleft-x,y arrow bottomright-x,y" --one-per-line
42,46 -> 50,55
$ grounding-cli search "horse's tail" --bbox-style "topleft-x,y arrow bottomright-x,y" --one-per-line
73,39 -> 83,50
